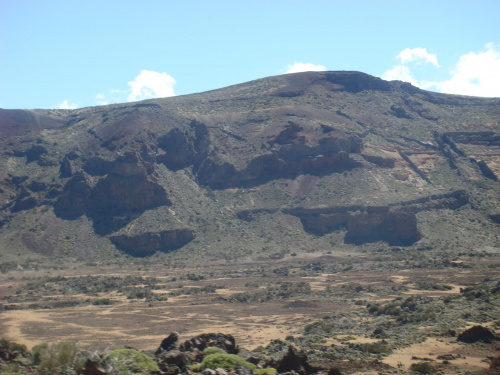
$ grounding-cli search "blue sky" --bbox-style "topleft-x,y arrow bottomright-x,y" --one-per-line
1,0 -> 499,109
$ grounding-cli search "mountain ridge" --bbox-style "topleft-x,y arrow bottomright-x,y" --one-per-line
1,71 -> 499,264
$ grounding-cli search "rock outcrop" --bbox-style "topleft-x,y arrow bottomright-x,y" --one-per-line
197,130 -> 363,189
277,190 -> 468,246
457,325 -> 498,343
54,157 -> 171,235
110,229 -> 195,257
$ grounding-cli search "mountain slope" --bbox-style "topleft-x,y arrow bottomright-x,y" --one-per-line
1,71 -> 499,265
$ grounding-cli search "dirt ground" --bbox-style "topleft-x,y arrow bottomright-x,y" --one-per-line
1,252 -> 499,374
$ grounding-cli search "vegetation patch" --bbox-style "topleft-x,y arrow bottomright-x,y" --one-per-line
102,348 -> 159,375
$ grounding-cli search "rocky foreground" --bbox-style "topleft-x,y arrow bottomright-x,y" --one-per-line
1,326 -> 499,375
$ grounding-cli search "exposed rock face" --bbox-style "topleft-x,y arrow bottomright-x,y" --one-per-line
197,134 -> 362,189
110,229 -> 195,256
59,156 -> 72,177
88,175 -> 170,213
84,152 -> 154,178
54,160 -> 171,235
157,120 -> 210,171
25,144 -> 48,163
11,195 -> 38,213
290,208 -> 420,246
53,173 -> 91,219
279,190 -> 468,246
345,210 -> 420,246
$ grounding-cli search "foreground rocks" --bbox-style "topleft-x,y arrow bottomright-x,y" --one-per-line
0,334 -> 315,375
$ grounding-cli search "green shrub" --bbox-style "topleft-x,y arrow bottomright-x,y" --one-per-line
0,339 -> 27,353
33,342 -> 85,375
410,361 -> 436,374
103,348 -> 159,375
203,347 -> 226,355
31,343 -> 48,365
0,362 -> 23,374
199,353 -> 256,371
361,341 -> 391,355
255,368 -> 278,375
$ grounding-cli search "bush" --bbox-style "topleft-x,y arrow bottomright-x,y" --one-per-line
360,341 -> 391,355
33,342 -> 85,375
199,353 -> 256,371
203,347 -> 226,355
410,361 -> 436,374
103,348 -> 159,375
255,368 -> 278,375
0,339 -> 27,353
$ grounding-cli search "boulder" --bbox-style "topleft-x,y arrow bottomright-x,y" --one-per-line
179,333 -> 238,354
272,345 -> 314,375
457,325 -> 498,343
83,359 -> 108,375
156,332 -> 179,354
158,350 -> 190,367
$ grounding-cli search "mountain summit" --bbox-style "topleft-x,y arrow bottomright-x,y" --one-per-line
1,71 -> 499,263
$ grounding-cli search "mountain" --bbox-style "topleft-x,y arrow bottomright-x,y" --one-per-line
1,71 -> 499,265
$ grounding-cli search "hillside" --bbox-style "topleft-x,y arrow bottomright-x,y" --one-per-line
1,71 -> 500,266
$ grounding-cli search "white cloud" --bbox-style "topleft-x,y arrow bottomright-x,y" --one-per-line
381,44 -> 500,97
427,43 -> 500,97
285,62 -> 327,74
127,70 -> 176,102
381,65 -> 418,86
58,100 -> 78,109
396,47 -> 439,67
96,93 -> 108,106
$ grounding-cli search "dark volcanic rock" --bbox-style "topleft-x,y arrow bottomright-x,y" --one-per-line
345,210 -> 421,246
157,128 -> 196,170
27,180 -> 47,192
284,191 -> 468,246
110,229 -> 195,256
88,175 -> 170,213
457,325 -> 498,343
60,156 -> 72,177
198,150 -> 359,189
179,333 -> 238,354
11,176 -> 29,186
11,195 -> 38,213
83,359 -> 108,375
158,350 -> 190,368
324,71 -> 391,93
25,144 -> 48,163
272,121 -> 305,145
272,345 -> 314,375
54,171 -> 172,236
157,120 -> 210,171
53,173 -> 92,219
156,332 -> 180,354
84,152 -> 154,178
477,160 -> 498,181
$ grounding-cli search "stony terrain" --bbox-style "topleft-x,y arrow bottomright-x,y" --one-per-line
1,71 -> 500,374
